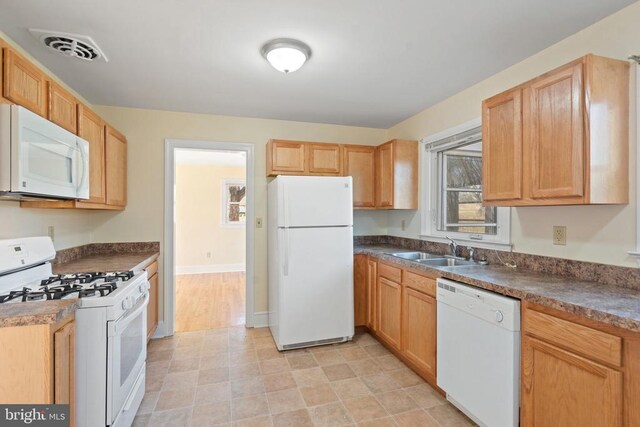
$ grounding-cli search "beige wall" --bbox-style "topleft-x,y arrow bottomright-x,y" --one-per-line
90,106 -> 387,320
374,1 -> 639,267
176,164 -> 246,270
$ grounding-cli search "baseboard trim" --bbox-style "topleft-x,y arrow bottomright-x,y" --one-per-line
253,311 -> 269,328
176,264 -> 245,274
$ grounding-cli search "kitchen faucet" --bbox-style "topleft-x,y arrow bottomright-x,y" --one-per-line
446,236 -> 458,257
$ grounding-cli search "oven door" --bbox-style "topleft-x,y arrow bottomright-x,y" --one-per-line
11,105 -> 89,199
106,293 -> 148,425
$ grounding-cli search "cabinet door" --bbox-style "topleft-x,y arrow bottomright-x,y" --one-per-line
366,258 -> 377,331
402,288 -> 436,378
482,88 -> 522,202
54,321 -> 75,426
353,255 -> 367,327
344,145 -> 375,208
308,143 -> 341,175
78,105 -> 106,204
376,142 -> 394,208
524,63 -> 584,200
48,81 -> 77,133
147,273 -> 158,340
105,126 -> 127,206
268,140 -> 306,175
521,336 -> 622,427
3,48 -> 48,117
377,276 -> 401,350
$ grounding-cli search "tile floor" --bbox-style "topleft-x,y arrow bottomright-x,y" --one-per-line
135,328 -> 476,426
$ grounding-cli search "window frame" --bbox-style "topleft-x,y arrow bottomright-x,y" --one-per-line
221,179 -> 247,227
420,117 -> 512,251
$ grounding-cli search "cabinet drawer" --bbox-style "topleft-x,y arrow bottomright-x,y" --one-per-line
524,308 -> 621,367
378,262 -> 401,283
403,271 -> 435,297
145,260 -> 158,278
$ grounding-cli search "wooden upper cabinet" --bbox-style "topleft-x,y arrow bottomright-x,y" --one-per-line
344,145 -> 376,208
3,47 -> 48,117
483,54 -> 629,207
525,62 -> 584,200
105,126 -> 127,207
267,140 -> 306,175
48,81 -> 78,133
376,142 -> 394,208
308,143 -> 341,175
78,105 -> 106,204
482,88 -> 522,202
375,139 -> 418,209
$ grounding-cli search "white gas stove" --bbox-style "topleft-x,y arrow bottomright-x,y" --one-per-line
0,237 -> 148,427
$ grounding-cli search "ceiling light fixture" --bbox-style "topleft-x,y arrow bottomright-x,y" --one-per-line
261,38 -> 311,73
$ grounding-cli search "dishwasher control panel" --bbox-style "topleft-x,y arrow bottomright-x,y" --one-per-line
436,278 -> 520,331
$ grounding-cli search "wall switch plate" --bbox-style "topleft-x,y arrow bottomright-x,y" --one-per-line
553,226 -> 566,245
47,226 -> 55,242
256,218 -> 263,228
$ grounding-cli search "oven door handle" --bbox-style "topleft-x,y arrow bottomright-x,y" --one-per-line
108,293 -> 149,337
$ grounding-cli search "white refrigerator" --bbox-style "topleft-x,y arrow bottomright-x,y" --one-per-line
268,175 -> 355,350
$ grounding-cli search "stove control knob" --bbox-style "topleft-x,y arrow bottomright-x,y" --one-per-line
494,310 -> 504,323
122,298 -> 132,310
139,284 -> 145,293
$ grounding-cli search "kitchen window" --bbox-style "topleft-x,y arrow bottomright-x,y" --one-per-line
421,118 -> 511,250
222,180 -> 246,226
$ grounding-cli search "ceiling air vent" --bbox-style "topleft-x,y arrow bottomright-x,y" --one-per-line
29,29 -> 108,62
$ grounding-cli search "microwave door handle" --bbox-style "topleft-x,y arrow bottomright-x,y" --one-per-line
75,140 -> 88,195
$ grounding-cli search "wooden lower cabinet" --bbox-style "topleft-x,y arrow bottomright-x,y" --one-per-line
402,286 -> 437,381
353,254 -> 367,327
376,276 -> 402,351
521,302 -> 639,427
0,316 -> 76,426
365,257 -> 377,331
146,260 -> 159,341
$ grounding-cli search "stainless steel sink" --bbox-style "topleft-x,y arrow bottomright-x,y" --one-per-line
417,257 -> 477,267
386,251 -> 445,261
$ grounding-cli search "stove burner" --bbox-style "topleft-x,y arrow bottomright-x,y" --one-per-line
0,270 -> 133,303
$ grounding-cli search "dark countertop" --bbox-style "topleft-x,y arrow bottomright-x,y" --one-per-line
53,251 -> 159,274
0,300 -> 78,328
356,245 -> 640,333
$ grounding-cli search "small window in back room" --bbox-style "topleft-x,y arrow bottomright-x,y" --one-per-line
223,180 -> 246,225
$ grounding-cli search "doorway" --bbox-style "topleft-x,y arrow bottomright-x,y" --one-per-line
164,140 -> 255,336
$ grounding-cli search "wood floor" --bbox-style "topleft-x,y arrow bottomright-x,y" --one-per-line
175,272 -> 245,333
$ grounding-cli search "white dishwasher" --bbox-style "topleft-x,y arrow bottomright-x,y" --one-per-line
436,278 -> 520,427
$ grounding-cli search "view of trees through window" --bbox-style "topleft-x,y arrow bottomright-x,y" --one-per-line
439,144 -> 497,235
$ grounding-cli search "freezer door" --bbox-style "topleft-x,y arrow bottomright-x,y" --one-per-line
278,226 -> 354,348
277,176 -> 353,227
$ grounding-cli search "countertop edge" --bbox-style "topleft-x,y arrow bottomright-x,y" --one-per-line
0,300 -> 79,328
355,247 -> 640,334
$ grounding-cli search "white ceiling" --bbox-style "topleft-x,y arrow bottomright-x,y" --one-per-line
175,149 -> 246,166
0,0 -> 634,128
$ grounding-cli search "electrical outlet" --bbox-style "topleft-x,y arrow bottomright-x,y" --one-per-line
401,220 -> 406,231
256,218 -> 263,228
553,226 -> 566,245
206,251 -> 211,258
47,226 -> 55,242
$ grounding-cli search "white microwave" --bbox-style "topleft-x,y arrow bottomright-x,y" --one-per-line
0,104 -> 89,200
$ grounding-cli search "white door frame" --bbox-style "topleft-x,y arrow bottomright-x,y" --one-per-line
163,139 -> 255,336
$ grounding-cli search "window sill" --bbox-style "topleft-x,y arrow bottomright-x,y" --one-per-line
419,234 -> 512,252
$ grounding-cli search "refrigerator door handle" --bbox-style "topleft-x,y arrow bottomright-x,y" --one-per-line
283,228 -> 290,276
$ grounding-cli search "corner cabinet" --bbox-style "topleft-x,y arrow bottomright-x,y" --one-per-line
482,54 -> 629,206
105,126 -> 127,207
267,139 -> 417,210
